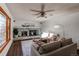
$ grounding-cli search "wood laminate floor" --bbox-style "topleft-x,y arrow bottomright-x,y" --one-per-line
7,40 -> 23,56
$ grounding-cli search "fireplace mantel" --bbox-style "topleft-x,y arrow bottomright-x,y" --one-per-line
14,36 -> 40,40
14,26 -> 40,29
13,27 -> 41,40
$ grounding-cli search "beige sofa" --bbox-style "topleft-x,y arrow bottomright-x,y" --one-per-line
31,39 -> 77,56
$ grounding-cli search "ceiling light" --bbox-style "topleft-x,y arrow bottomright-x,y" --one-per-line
54,25 -> 60,29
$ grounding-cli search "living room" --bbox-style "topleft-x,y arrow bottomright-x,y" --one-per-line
0,3 -> 79,56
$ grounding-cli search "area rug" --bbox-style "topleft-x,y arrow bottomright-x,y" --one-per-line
21,40 -> 32,56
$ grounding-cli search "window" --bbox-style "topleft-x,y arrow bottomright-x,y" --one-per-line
0,6 -> 11,53
41,32 -> 48,38
41,32 -> 54,38
0,12 -> 6,47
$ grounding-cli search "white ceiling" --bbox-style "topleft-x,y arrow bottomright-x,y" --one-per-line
6,3 -> 79,22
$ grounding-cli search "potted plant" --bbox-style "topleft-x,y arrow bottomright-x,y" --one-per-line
13,28 -> 18,38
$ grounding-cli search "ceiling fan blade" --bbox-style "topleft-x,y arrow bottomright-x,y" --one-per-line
41,3 -> 45,11
44,16 -> 47,18
30,9 -> 41,12
37,15 -> 41,18
33,12 -> 41,15
45,10 -> 54,12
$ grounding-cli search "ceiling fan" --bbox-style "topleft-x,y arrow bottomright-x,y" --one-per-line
30,4 -> 54,18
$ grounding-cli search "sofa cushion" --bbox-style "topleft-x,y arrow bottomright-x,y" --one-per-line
38,41 -> 61,54
33,39 -> 40,42
32,42 -> 40,50
40,39 -> 48,43
51,35 -> 58,41
58,37 -> 66,41
61,38 -> 73,47
32,40 -> 46,50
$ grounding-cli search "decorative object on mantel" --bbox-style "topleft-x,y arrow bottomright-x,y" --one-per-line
30,3 -> 54,18
21,23 -> 35,27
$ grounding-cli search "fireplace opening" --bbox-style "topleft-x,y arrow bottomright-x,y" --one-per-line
21,31 -> 27,36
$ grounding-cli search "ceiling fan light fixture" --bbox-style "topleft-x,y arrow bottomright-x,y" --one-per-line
30,4 -> 54,18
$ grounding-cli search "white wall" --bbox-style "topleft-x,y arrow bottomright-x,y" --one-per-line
41,12 -> 79,43
13,20 -> 41,28
0,4 -> 13,56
